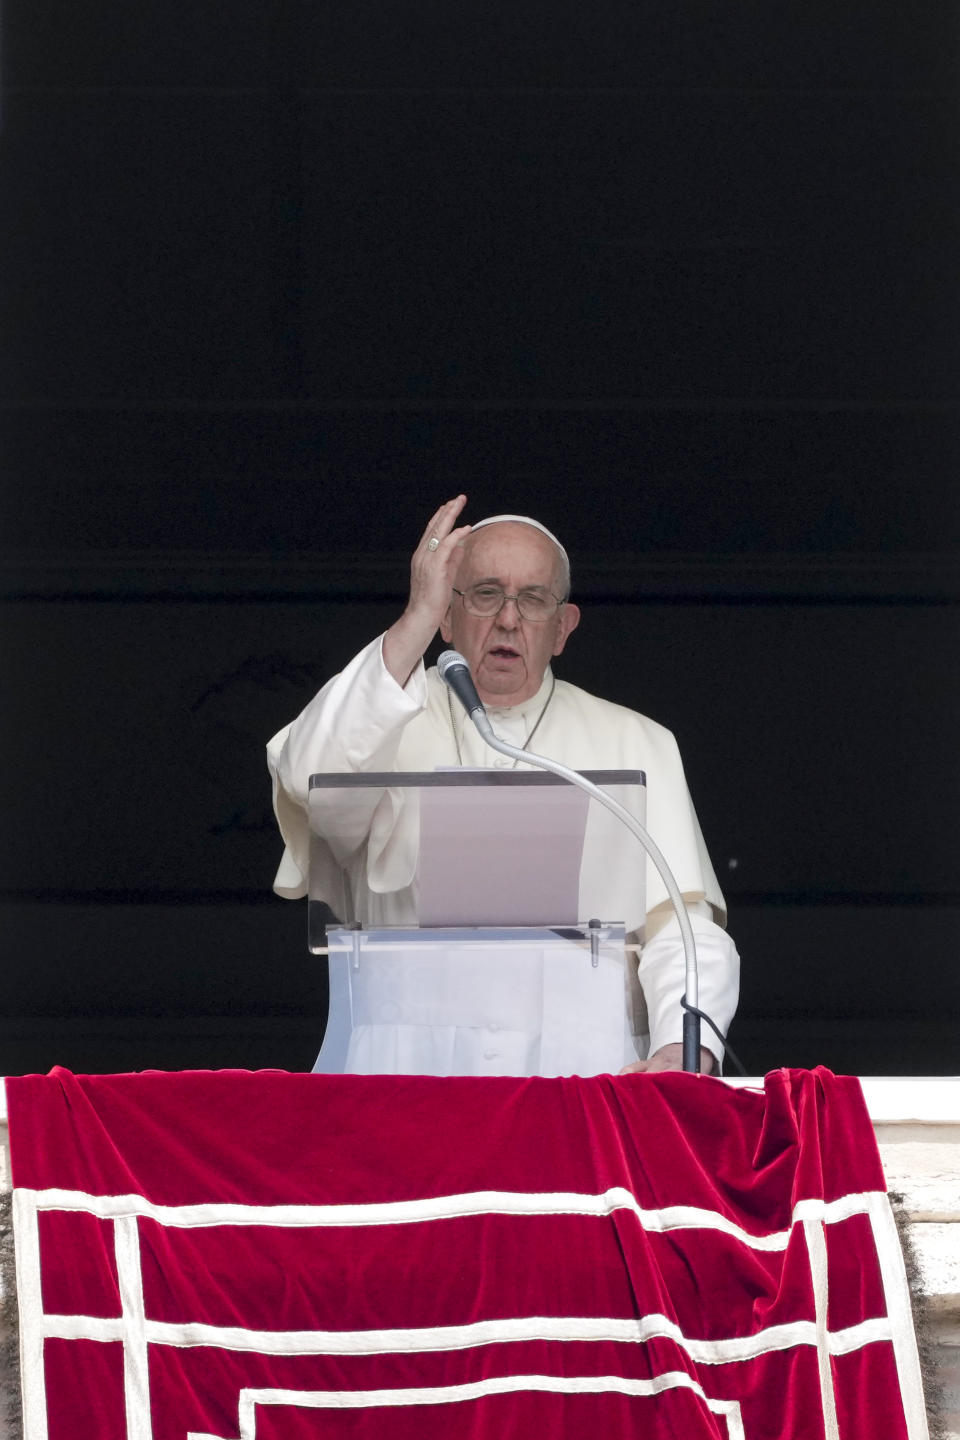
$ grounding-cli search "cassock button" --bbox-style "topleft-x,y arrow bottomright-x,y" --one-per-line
483,1050 -> 499,1061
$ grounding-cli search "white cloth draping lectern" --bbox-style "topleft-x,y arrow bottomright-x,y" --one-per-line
306,769 -> 647,1077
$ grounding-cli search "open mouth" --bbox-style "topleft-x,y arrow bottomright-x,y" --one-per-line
488,646 -> 520,660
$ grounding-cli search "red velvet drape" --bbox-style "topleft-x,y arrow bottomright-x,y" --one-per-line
6,1067 -> 928,1439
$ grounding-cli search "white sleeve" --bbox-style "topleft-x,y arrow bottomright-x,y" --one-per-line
265,635 -> 427,898
637,903 -> 740,1070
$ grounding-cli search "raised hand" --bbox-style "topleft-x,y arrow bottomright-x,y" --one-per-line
406,496 -> 472,630
383,496 -> 472,687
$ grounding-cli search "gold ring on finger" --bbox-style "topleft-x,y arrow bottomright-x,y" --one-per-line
427,536 -> 440,551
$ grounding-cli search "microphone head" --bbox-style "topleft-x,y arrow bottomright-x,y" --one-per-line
437,649 -> 469,680
437,648 -> 486,720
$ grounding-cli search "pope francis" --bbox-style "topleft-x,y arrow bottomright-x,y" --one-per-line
268,495 -> 739,1077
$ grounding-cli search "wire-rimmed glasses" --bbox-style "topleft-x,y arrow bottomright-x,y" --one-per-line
452,584 -> 565,622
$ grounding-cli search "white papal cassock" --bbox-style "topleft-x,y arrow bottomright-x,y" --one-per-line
268,635 -> 739,1075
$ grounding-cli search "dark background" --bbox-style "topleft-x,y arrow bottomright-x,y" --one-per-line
2,2 -> 958,1077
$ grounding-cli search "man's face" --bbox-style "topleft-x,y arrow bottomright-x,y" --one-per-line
440,522 -> 580,706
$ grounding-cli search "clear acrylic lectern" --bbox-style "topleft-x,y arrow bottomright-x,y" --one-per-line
306,769 -> 646,1077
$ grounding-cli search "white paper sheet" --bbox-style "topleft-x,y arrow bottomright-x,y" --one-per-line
416,778 -> 590,926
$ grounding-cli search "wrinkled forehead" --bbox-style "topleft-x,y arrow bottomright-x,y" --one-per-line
456,521 -> 565,588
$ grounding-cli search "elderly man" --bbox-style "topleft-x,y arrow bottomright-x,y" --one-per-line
268,495 -> 739,1075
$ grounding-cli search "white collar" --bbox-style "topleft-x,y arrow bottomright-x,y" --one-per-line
440,664 -> 556,743
485,665 -> 555,720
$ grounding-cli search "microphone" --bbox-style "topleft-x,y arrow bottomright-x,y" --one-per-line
435,658 -> 704,1072
437,649 -> 488,724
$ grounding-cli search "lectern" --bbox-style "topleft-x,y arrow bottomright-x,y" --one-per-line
306,769 -> 647,1076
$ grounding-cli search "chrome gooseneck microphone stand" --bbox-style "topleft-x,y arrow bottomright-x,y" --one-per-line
438,649 -> 702,1073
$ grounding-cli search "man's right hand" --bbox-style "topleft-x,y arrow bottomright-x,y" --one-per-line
382,496 -> 472,688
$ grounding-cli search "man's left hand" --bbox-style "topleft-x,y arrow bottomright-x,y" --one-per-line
620,1043 -> 715,1075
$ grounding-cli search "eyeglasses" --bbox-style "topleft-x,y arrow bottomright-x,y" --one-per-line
452,584 -> 566,622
